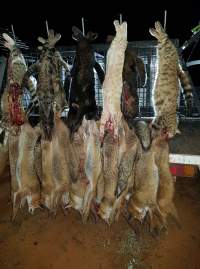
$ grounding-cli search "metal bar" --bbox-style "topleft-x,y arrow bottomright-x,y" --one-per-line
164,10 -> 167,31
119,14 -> 122,24
11,25 -> 16,42
82,17 -> 85,36
169,154 -> 200,165
45,20 -> 49,36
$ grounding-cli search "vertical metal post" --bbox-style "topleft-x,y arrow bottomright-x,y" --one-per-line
164,10 -> 167,31
82,17 -> 85,36
45,20 -> 49,36
11,25 -> 16,42
119,14 -> 122,24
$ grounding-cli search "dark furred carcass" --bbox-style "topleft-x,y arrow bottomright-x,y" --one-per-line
121,48 -> 146,127
66,26 -> 104,135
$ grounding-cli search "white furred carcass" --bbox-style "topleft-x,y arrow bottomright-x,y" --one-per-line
98,20 -> 140,224
99,20 -> 127,140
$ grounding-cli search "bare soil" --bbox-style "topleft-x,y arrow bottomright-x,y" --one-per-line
0,168 -> 200,269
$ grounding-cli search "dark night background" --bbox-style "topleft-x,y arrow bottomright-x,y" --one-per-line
0,2 -> 199,48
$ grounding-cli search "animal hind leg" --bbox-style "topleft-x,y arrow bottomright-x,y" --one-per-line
148,206 -> 167,235
12,192 -> 21,222
82,184 -> 93,223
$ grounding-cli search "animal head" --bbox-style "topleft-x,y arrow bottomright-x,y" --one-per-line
149,21 -> 168,43
128,199 -> 147,223
67,100 -> 98,134
135,120 -> 151,151
66,104 -> 84,134
72,26 -> 98,42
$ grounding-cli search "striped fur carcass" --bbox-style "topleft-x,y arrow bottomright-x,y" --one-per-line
68,118 -> 102,223
0,33 -> 35,129
22,29 -> 69,140
99,20 -> 132,224
149,21 -> 193,139
66,26 -> 105,135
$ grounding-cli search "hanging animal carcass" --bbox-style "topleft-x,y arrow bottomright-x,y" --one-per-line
22,29 -> 69,140
0,33 -> 41,219
66,26 -> 104,135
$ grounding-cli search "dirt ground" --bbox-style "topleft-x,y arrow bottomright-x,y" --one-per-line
0,168 -> 200,269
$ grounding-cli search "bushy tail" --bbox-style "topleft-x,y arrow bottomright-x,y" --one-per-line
178,64 -> 193,114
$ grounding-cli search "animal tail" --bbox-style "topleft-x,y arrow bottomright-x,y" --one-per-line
178,64 -> 193,114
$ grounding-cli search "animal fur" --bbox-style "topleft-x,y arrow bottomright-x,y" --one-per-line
149,21 -> 193,138
66,26 -> 104,135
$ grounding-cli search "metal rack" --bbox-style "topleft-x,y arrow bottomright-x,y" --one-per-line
1,39 -> 199,120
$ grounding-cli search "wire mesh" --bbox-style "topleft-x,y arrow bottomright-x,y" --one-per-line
1,40 -> 199,120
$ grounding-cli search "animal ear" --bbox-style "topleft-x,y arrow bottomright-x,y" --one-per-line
106,35 -> 114,43
149,28 -> 159,39
176,129 -> 181,135
48,29 -> 55,39
121,21 -> 127,33
38,37 -> 46,44
155,21 -> 165,33
51,33 -> 61,46
72,26 -> 83,41
72,103 -> 79,110
2,33 -> 15,50
113,20 -> 120,32
55,33 -> 61,41
86,31 -> 98,41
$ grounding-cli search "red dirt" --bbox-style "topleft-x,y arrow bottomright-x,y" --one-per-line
0,169 -> 200,269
